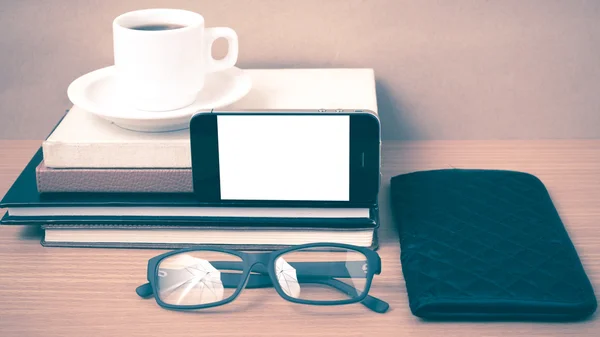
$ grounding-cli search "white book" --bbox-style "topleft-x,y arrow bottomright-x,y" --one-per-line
42,225 -> 376,248
43,68 -> 378,169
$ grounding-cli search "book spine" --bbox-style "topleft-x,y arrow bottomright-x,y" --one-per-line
36,162 -> 193,193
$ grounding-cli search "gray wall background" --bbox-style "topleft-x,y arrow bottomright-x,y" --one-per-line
1,0 -> 599,140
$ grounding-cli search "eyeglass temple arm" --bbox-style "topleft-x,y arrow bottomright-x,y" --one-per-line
211,260 -> 370,278
241,263 -> 388,313
299,277 -> 389,314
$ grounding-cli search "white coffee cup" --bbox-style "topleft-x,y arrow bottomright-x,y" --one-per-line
112,8 -> 239,111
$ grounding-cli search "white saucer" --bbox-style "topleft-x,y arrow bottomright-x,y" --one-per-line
67,66 -> 252,132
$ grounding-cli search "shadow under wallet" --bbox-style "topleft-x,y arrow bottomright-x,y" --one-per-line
390,169 -> 597,321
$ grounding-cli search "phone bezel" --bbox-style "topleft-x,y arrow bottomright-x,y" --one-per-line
189,110 -> 380,206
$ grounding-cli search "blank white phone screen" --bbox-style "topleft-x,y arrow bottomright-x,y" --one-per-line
217,115 -> 350,201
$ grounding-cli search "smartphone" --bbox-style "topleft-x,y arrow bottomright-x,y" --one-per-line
189,109 -> 380,206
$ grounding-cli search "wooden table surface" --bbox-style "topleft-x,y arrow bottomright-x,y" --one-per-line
1,140 -> 599,337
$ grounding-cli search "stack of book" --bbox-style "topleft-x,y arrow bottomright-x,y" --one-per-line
0,68 -> 381,250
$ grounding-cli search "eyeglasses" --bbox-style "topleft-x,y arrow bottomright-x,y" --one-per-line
135,242 -> 389,313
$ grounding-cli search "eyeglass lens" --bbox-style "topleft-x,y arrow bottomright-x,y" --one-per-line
156,251 -> 244,306
275,247 -> 369,302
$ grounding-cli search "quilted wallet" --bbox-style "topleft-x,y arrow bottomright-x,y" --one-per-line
390,169 -> 597,321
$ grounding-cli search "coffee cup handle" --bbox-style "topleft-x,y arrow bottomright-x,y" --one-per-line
204,27 -> 239,73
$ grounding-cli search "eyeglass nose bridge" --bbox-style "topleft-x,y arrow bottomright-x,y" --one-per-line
244,252 -> 273,271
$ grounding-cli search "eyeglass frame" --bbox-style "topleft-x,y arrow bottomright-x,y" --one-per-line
136,242 -> 389,313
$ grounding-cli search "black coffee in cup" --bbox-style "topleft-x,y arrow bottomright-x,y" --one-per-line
113,8 -> 239,111
130,23 -> 186,31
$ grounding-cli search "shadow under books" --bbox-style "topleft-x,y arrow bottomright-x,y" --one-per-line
18,224 -> 44,240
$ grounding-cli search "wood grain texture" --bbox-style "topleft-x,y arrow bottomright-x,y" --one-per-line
0,140 -> 599,337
